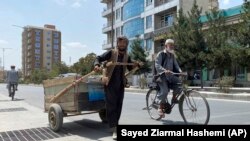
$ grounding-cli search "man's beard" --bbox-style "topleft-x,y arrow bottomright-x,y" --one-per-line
166,48 -> 174,54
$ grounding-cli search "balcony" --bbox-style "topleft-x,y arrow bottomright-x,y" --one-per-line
102,23 -> 112,33
100,0 -> 111,3
102,43 -> 112,50
27,52 -> 32,57
27,59 -> 32,63
154,23 -> 173,40
27,65 -> 31,69
102,7 -> 112,17
27,45 -> 32,50
155,0 -> 174,7
102,40 -> 115,50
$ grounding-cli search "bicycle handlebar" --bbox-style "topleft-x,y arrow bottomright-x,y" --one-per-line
156,71 -> 188,77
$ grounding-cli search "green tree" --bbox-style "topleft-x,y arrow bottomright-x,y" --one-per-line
70,53 -> 97,75
129,37 -> 151,75
81,53 -> 97,75
172,0 -> 206,88
187,0 -> 207,88
204,7 -> 234,77
233,0 -> 250,67
171,8 -> 195,70
237,0 -> 250,48
129,37 -> 151,88
49,62 -> 69,78
30,69 -> 48,84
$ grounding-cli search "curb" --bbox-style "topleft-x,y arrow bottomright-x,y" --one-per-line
125,88 -> 250,101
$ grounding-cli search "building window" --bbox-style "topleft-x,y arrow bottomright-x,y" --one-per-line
35,30 -> 41,35
47,38 -> 51,41
116,27 -> 121,38
54,50 -> 59,56
35,55 -> 40,61
35,37 -> 40,42
54,57 -> 59,61
47,50 -> 51,53
35,62 -> 40,68
123,18 -> 144,38
54,39 -> 59,44
116,8 -> 121,20
53,32 -> 59,38
47,31 -> 51,35
123,0 -> 144,20
53,44 -> 59,50
145,38 -> 152,51
47,63 -> 50,66
121,26 -> 123,35
47,44 -> 50,47
121,7 -> 123,20
35,49 -> 40,54
146,15 -> 152,29
146,0 -> 152,6
161,14 -> 174,27
35,43 -> 40,48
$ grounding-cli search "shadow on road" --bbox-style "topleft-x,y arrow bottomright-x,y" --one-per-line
61,119 -> 111,140
0,98 -> 25,102
161,119 -> 186,125
13,98 -> 25,101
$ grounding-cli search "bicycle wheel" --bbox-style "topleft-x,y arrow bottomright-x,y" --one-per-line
11,85 -> 15,101
179,90 -> 210,125
146,89 -> 162,120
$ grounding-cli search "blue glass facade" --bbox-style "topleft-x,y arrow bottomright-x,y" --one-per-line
123,0 -> 144,20
123,18 -> 144,38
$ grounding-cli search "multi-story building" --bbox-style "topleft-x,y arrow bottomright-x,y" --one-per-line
101,0 -> 218,60
22,24 -> 61,77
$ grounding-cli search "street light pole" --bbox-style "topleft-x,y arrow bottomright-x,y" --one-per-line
0,47 -> 12,71
111,0 -> 114,49
12,24 -> 25,29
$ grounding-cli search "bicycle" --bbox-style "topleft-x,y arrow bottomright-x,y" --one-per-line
146,72 -> 210,125
8,83 -> 17,101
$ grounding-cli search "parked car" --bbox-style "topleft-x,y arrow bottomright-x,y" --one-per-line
193,70 -> 201,80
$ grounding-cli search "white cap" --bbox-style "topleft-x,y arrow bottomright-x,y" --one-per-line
165,39 -> 174,45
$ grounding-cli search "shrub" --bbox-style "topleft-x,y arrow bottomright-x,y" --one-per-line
217,76 -> 235,93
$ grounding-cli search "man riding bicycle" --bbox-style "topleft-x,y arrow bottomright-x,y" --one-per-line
155,39 -> 182,118
6,65 -> 19,97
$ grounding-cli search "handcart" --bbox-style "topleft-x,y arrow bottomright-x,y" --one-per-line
43,72 -> 107,131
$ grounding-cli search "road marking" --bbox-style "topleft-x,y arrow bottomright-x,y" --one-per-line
210,111 -> 250,119
126,92 -> 250,103
206,98 -> 250,103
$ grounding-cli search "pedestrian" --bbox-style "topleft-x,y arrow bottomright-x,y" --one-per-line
93,36 -> 140,140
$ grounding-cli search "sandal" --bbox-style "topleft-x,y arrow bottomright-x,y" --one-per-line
158,108 -> 165,118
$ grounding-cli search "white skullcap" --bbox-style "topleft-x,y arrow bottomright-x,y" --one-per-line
165,39 -> 174,45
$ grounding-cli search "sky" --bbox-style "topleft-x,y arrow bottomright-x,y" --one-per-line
0,0 -> 245,70
219,0 -> 244,9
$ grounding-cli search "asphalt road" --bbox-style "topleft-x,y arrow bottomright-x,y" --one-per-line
0,84 -> 249,125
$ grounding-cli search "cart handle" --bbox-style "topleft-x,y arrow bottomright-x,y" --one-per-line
49,71 -> 96,103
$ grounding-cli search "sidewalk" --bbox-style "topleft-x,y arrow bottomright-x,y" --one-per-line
0,94 -> 112,141
125,86 -> 250,101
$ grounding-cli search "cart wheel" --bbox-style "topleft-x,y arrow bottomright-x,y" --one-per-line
99,109 -> 108,123
48,104 -> 63,132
